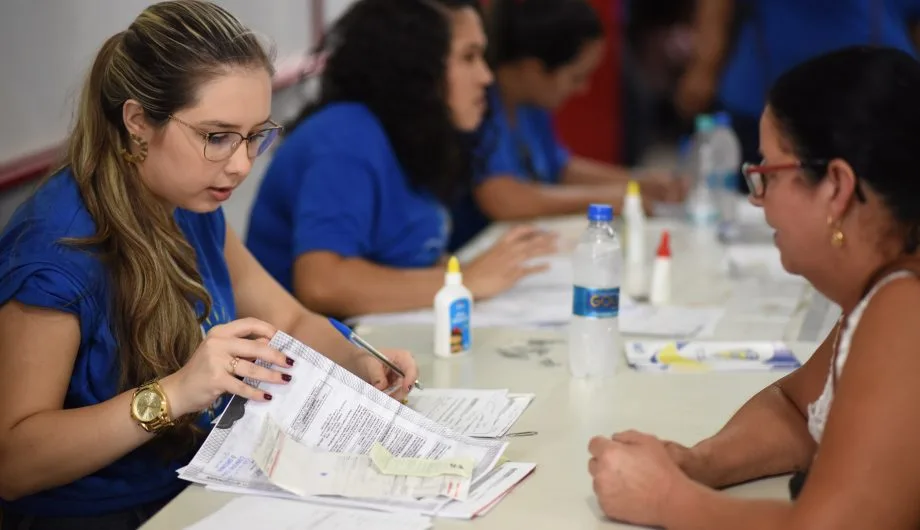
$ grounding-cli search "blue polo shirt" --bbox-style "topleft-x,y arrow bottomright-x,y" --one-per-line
0,170 -> 236,517
449,87 -> 571,250
246,102 -> 451,291
720,0 -> 920,118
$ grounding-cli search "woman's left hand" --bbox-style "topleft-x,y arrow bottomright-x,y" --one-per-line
588,430 -> 689,526
352,348 -> 419,402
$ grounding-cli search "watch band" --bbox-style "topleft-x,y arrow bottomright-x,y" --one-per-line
133,379 -> 176,434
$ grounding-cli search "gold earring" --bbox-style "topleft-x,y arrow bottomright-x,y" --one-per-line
828,215 -> 845,248
121,133 -> 148,164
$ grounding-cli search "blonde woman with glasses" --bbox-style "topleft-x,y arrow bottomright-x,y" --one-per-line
0,2 -> 417,528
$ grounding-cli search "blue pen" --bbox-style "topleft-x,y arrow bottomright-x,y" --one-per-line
329,318 -> 423,390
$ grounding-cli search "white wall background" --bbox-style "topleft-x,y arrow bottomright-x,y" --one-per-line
0,0 -> 359,232
0,0 -> 314,162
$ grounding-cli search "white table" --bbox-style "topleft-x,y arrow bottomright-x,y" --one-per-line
142,216 -> 822,529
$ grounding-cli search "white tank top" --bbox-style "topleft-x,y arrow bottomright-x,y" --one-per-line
807,271 -> 914,443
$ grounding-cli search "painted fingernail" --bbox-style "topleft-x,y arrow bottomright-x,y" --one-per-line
286,357 -> 295,366
264,393 -> 273,400
281,374 -> 292,382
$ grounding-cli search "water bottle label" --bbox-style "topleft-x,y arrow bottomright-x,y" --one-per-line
706,172 -> 721,189
448,298 -> 471,353
572,286 -> 620,318
720,170 -> 738,190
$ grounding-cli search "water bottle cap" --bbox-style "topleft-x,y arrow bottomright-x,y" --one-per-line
713,111 -> 732,127
587,203 -> 613,221
695,114 -> 715,133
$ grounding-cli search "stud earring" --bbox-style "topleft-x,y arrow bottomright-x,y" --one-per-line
121,133 -> 148,164
828,215 -> 845,248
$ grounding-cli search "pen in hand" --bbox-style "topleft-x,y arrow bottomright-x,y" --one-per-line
328,318 -> 424,391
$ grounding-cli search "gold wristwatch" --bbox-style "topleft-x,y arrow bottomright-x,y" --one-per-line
130,379 -> 175,433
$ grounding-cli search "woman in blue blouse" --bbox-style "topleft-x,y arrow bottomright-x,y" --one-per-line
247,0 -> 558,319
449,0 -> 688,248
0,2 -> 416,528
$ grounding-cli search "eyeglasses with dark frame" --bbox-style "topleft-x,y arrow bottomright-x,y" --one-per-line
168,115 -> 283,162
741,159 -> 866,202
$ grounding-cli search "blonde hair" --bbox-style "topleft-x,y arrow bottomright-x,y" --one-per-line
65,0 -> 273,451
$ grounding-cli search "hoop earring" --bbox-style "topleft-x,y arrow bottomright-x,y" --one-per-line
121,133 -> 148,164
828,215 -> 845,248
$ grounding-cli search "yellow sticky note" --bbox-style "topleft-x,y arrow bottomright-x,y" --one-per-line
369,442 -> 474,478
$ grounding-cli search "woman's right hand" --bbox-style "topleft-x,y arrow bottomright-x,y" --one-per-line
463,225 -> 559,300
160,318 -> 294,418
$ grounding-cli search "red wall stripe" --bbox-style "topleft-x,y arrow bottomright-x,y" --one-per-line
552,0 -> 622,164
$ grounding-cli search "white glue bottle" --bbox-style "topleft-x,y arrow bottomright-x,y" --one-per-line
649,231 -> 672,306
623,180 -> 648,299
434,256 -> 473,358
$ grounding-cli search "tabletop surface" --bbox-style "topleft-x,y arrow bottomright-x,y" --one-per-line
142,213 -> 824,529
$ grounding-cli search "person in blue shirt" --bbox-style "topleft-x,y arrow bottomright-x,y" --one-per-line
675,0 -> 920,191
247,0 -> 558,319
449,0 -> 688,249
0,2 -> 417,528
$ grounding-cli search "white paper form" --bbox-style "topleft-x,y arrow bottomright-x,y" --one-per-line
436,462 -> 537,520
179,331 -> 506,508
406,389 -> 534,438
182,496 -> 433,530
253,415 -> 471,501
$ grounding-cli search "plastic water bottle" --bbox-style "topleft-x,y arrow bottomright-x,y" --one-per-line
686,115 -> 719,226
568,204 -> 624,378
711,111 -> 743,242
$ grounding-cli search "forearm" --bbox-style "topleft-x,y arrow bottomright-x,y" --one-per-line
295,258 -> 444,317
664,480 -> 793,530
479,181 -> 626,221
688,0 -> 733,72
560,157 -> 631,186
687,384 -> 815,488
287,310 -> 363,368
0,388 -> 154,500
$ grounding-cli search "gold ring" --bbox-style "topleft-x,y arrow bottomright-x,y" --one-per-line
229,356 -> 240,374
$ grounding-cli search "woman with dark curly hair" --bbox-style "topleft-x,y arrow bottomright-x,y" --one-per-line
246,0 -> 557,319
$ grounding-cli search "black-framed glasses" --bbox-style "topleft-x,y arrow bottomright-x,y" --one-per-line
169,115 -> 283,162
741,159 -> 866,202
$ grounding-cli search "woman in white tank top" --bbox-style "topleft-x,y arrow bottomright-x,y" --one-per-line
587,45 -> 920,529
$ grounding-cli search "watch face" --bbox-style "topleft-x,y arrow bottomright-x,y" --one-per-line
133,389 -> 163,422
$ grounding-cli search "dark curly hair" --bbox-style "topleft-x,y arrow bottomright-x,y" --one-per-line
287,0 -> 482,202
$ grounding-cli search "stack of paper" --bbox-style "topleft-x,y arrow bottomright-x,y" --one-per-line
253,416 -> 475,501
405,389 -> 534,438
625,340 -> 801,372
178,331 -> 535,519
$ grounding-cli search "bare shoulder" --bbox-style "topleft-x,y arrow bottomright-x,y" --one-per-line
788,274 -> 920,528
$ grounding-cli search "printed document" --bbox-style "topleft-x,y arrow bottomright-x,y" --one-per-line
405,389 -> 534,438
179,331 -> 506,508
626,340 -> 801,372
252,416 -> 472,501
